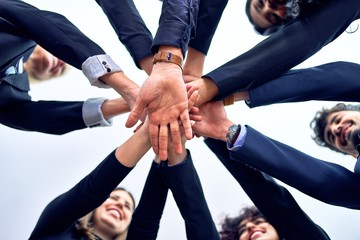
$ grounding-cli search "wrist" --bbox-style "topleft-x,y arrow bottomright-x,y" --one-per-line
198,77 -> 218,106
226,124 -> 241,146
153,51 -> 183,70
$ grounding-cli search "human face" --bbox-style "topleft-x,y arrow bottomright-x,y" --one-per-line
93,189 -> 135,236
324,110 -> 360,157
238,217 -> 279,240
25,45 -> 66,80
249,0 -> 288,29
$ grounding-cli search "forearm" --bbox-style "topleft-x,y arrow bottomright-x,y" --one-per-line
188,0 -> 228,55
127,161 -> 169,240
0,0 -> 105,69
160,150 -> 219,240
152,0 -> 199,57
115,124 -> 151,167
94,0 -> 153,69
100,98 -> 131,119
204,0 -> 359,100
247,61 -> 360,108
232,126 -> 360,209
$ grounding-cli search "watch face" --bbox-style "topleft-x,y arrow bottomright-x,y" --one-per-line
226,124 -> 241,145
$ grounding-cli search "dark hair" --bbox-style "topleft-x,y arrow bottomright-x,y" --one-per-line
219,206 -> 266,240
310,103 -> 360,153
245,0 -> 318,35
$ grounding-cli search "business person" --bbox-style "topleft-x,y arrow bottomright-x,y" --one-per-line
187,0 -> 359,107
190,101 -> 330,239
191,100 -> 360,210
29,116 -> 151,239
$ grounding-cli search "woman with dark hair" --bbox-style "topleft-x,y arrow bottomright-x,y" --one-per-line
29,116 -> 151,239
220,206 -> 280,240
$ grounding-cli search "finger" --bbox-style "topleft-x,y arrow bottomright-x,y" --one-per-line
180,111 -> 193,140
189,113 -> 202,122
158,124 -> 169,160
125,100 -> 146,128
169,120 -> 182,155
149,123 -> 159,155
188,90 -> 199,110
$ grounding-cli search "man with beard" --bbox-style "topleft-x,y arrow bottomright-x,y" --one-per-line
191,100 -> 360,210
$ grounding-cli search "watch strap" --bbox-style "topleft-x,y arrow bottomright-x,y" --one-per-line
153,52 -> 183,70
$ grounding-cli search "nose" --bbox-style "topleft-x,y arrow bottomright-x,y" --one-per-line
262,0 -> 285,16
330,123 -> 342,137
245,221 -> 256,230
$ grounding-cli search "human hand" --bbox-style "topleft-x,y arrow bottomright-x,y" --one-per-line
191,101 -> 233,141
125,62 -> 191,160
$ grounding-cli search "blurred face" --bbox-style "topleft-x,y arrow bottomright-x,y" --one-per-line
93,189 -> 135,236
238,217 -> 279,240
26,45 -> 66,80
324,110 -> 360,157
249,0 -> 288,29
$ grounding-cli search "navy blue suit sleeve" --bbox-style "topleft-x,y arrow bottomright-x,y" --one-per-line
30,150 -> 133,239
0,99 -> 86,135
204,138 -> 330,240
152,0 -> 199,57
204,0 -> 360,100
232,126 -> 360,210
188,0 -> 228,55
159,150 -> 219,240
0,0 -> 106,69
247,62 -> 360,108
127,161 -> 169,240
94,0 -> 153,69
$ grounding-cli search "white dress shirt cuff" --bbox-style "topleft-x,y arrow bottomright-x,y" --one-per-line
83,98 -> 112,127
82,54 -> 122,88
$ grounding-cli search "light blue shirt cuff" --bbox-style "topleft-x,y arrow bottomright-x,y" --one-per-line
83,98 -> 112,128
227,125 -> 247,151
82,54 -> 122,88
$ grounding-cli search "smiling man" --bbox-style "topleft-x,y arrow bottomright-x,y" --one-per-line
311,103 -> 360,162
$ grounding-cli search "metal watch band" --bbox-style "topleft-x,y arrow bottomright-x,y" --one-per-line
226,124 -> 241,146
153,52 -> 183,69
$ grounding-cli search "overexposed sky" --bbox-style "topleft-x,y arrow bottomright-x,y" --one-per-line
1,0 -> 360,239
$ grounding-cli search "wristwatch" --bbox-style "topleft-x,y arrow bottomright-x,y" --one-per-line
153,52 -> 183,69
226,124 -> 241,146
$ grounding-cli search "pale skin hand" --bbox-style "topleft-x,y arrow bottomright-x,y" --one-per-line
126,45 -> 191,160
99,71 -> 140,111
191,101 -> 234,142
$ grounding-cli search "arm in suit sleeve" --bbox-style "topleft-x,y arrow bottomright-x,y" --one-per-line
94,0 -> 153,69
159,150 -> 219,240
127,161 -> 169,240
30,151 -> 133,239
204,138 -> 330,240
188,0 -> 228,55
204,0 -> 360,100
230,126 -> 360,210
0,0 -> 106,69
247,61 -> 360,108
151,0 -> 199,57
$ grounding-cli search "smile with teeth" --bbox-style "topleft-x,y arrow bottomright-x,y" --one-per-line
249,230 -> 263,240
108,208 -> 122,220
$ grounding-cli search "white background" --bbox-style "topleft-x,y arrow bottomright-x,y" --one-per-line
1,0 -> 360,239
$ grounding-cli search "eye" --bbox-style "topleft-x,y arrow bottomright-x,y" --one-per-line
258,0 -> 264,8
254,219 -> 266,225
